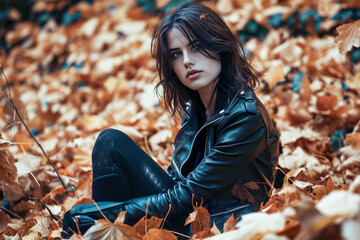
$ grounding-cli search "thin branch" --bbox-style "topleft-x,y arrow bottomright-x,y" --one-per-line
0,206 -> 24,220
91,200 -> 109,221
0,65 -> 66,190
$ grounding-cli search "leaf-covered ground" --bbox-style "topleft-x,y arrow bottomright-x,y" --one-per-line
0,0 -> 360,239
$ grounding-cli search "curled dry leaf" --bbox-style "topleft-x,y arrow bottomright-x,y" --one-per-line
29,218 -> 51,237
22,232 -> 41,240
40,186 -> 67,205
335,20 -> 360,54
223,214 -> 240,232
316,94 -> 338,111
185,202 -> 211,235
83,211 -> 141,240
0,210 -> 11,229
132,216 -> 163,237
231,182 -> 259,205
0,136 -> 18,185
145,228 -> 177,240
346,132 -> 360,150
190,227 -> 215,239
263,65 -> 285,90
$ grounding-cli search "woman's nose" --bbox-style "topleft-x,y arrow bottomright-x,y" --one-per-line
183,51 -> 194,68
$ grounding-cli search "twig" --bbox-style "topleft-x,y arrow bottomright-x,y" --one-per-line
21,191 -> 59,221
160,204 -> 171,230
0,65 -> 66,190
0,206 -> 24,220
91,199 -> 109,221
168,230 -> 191,239
145,204 -> 149,240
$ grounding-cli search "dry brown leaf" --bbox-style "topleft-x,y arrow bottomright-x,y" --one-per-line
286,100 -> 313,124
223,214 -> 240,232
29,218 -> 51,237
276,217 -> 301,239
263,65 -> 284,90
14,153 -> 41,177
12,200 -> 32,214
0,210 -> 11,229
316,94 -> 338,111
231,182 -> 259,205
83,211 -> 141,240
40,186 -> 67,205
0,137 -> 17,185
155,0 -> 171,9
84,115 -> 109,132
22,232 -> 41,240
145,228 -> 177,240
185,202 -> 211,235
346,133 -> 360,150
210,222 -> 221,235
299,74 -> 311,102
335,20 -> 360,54
216,0 -> 234,14
190,227 -> 215,239
132,216 -> 163,237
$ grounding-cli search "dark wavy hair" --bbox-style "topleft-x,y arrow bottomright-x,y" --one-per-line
151,2 -> 261,117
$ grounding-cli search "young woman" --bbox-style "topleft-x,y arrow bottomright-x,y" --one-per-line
62,2 -> 280,238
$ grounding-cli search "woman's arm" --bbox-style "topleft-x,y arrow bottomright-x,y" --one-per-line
123,111 -> 267,224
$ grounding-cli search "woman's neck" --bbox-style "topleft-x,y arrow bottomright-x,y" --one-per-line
199,91 -> 217,119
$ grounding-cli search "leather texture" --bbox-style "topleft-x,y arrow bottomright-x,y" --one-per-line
121,88 -> 279,224
62,88 -> 279,238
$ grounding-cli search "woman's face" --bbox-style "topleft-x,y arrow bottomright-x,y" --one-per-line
167,28 -> 221,99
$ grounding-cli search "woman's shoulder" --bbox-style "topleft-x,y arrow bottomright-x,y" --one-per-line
227,88 -> 263,116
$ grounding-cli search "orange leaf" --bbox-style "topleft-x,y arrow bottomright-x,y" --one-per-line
0,134 -> 18,185
231,183 -> 255,204
190,227 -> 214,239
40,186 -> 67,205
263,65 -> 285,89
145,228 -> 177,240
132,216 -> 163,237
346,133 -> 360,150
243,181 -> 260,190
335,20 -> 360,54
316,95 -> 337,111
223,214 -> 239,232
185,202 -> 211,235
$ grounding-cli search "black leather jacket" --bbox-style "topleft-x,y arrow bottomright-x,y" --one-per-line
122,88 -> 279,224
62,88 -> 279,237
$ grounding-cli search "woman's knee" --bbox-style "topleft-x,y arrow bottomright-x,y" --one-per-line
92,129 -> 129,161
95,129 -> 130,147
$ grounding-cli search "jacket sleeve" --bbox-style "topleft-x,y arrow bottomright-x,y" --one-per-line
122,111 -> 267,225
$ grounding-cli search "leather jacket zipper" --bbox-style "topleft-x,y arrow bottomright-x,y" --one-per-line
175,115 -> 225,180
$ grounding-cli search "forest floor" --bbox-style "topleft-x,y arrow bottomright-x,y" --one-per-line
0,0 -> 360,239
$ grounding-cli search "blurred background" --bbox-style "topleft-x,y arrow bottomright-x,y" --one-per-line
0,0 -> 360,239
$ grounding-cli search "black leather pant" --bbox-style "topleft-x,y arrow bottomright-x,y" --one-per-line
92,128 -> 176,203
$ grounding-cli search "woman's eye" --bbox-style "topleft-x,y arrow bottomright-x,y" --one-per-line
172,52 -> 181,58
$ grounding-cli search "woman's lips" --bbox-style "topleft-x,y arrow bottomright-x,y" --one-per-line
187,71 -> 202,80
